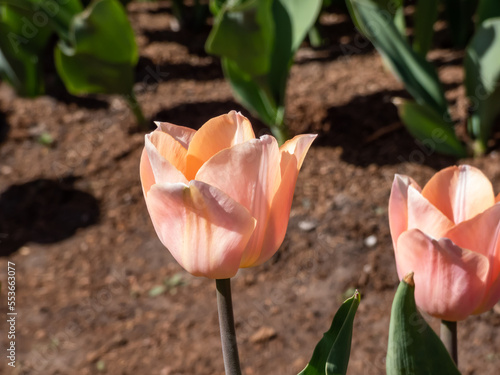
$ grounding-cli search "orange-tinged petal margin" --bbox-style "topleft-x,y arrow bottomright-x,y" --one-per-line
255,134 -> 317,266
140,148 -> 155,196
145,133 -> 188,186
388,174 -> 421,251
196,135 -> 281,267
396,229 -> 489,321
154,121 -> 196,149
421,165 -> 495,224
406,186 -> 454,239
145,181 -> 256,279
185,111 -> 255,180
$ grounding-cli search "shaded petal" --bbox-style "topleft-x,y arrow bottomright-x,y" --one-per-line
496,193 -> 500,203
145,181 -> 256,279
407,186 -> 454,239
154,121 -> 196,149
388,174 -> 421,250
422,165 -> 495,224
185,111 -> 255,180
140,148 -> 155,196
396,229 -> 489,321
254,134 -> 316,266
196,135 -> 280,267
145,133 -> 188,185
446,204 -> 500,313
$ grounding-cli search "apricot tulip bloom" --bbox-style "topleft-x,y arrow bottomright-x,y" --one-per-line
389,165 -> 500,321
140,111 -> 315,279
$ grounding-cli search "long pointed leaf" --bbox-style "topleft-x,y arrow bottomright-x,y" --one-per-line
299,291 -> 360,375
442,0 -> 477,48
346,0 -> 449,119
387,274 -> 461,375
464,18 -> 500,150
413,0 -> 439,57
395,99 -> 467,157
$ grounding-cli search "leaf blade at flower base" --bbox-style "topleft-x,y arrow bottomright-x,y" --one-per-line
386,273 -> 461,375
298,291 -> 360,375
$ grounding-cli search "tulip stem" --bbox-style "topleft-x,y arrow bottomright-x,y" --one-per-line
216,278 -> 242,375
440,320 -> 458,365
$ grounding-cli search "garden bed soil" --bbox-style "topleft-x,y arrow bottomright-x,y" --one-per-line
1,2 -> 500,375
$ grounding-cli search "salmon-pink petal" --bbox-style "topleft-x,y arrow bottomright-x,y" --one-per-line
140,148 -> 156,196
145,181 -> 256,279
254,134 -> 316,266
145,133 -> 188,185
148,130 -> 188,175
446,204 -> 500,313
154,121 -> 196,149
196,135 -> 281,267
407,186 -> 454,239
421,165 -> 495,224
396,229 -> 489,321
185,111 -> 255,180
388,174 -> 421,250
496,193 -> 500,203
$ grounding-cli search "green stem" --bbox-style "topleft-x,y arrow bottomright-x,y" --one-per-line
124,93 -> 148,131
440,320 -> 458,365
216,279 -> 242,375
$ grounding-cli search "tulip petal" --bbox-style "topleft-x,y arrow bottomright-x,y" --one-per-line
388,174 -> 421,250
145,181 -> 256,279
185,111 -> 255,180
407,186 -> 454,239
196,135 -> 281,267
154,121 -> 196,149
496,193 -> 500,203
446,204 -> 500,313
140,148 -> 156,196
421,165 -> 495,223
145,133 -> 188,185
396,229 -> 489,321
255,134 -> 316,266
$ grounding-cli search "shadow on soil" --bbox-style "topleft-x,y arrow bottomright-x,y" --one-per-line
0,178 -> 100,257
319,90 -> 457,169
0,111 -> 8,145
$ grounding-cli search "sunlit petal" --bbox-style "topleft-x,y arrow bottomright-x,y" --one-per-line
396,229 -> 489,321
422,165 -> 495,223
145,181 -> 256,279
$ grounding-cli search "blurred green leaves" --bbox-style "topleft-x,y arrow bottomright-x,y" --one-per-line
55,0 -> 138,95
298,291 -> 360,375
0,0 -> 144,125
346,0 -> 500,156
206,0 -> 322,144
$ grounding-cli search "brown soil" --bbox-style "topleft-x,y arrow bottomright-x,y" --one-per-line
1,2 -> 500,375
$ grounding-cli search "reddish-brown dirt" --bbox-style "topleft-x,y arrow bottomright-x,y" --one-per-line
1,2 -> 500,375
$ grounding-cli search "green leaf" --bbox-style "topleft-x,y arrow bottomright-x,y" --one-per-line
442,0 -> 477,48
222,58 -> 277,124
413,0 -> 439,57
206,0 -> 274,77
386,274 -> 461,375
54,0 -> 138,95
298,291 -> 360,375
477,0 -> 500,25
395,99 -> 467,157
464,18 -> 500,150
346,0 -> 449,119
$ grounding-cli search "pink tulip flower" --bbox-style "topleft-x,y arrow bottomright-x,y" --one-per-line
389,165 -> 500,321
140,111 -> 316,279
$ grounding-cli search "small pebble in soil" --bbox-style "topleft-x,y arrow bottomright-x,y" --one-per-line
364,235 -> 377,247
249,326 -> 277,344
298,219 -> 317,232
